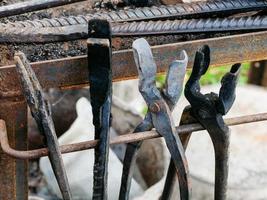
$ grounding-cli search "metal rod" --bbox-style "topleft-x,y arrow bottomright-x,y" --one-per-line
2,15 -> 267,43
14,52 -> 72,200
0,0 -> 86,18
1,112 -> 267,160
1,0 -> 266,24
112,16 -> 267,36
2,31 -> 267,99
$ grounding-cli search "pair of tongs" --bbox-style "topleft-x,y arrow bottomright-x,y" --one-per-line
119,38 -> 190,200
162,45 -> 241,200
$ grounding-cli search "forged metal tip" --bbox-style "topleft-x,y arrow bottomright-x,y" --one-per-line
132,38 -> 162,106
163,50 -> 188,109
230,63 -> 242,76
179,50 -> 188,63
132,38 -> 151,53
171,50 -> 189,66
14,52 -> 29,68
88,19 -> 111,39
14,51 -> 39,112
14,51 -> 25,57
132,38 -> 156,77
190,45 -> 211,81
199,45 -> 210,75
218,63 -> 241,115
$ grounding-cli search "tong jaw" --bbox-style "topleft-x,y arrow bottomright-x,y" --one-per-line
133,38 -> 161,105
133,38 -> 188,111
185,45 -> 241,119
217,63 -> 241,115
163,50 -> 188,110
184,45 -> 241,200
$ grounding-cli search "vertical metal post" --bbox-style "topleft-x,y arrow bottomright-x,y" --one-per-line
0,97 -> 28,200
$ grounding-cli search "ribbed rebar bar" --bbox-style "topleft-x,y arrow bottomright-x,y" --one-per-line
1,0 -> 267,25
92,0 -> 267,22
1,15 -> 267,43
0,0 -> 87,18
113,16 -> 267,36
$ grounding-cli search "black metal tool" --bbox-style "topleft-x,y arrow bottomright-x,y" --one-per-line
14,52 -> 72,200
87,19 -> 113,200
161,107 -> 195,200
119,38 -> 189,200
162,45 -> 241,200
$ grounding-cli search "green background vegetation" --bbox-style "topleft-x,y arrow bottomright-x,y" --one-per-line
156,63 -> 250,87
142,63 -> 251,115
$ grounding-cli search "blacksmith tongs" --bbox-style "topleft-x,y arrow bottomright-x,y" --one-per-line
14,52 -> 72,200
119,38 -> 190,200
185,45 -> 241,200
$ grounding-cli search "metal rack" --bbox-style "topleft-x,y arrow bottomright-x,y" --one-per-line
0,30 -> 267,199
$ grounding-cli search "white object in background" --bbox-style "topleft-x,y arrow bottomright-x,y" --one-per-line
40,97 -> 143,200
135,85 -> 267,200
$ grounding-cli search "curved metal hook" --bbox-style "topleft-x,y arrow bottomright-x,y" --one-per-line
185,45 -> 210,105
217,63 -> 241,115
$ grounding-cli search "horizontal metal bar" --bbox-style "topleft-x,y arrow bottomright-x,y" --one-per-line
5,0 -> 263,22
0,0 -> 86,18
1,0 -> 267,42
1,112 -> 267,160
1,31 -> 267,99
113,17 -> 267,36
2,16 -> 267,43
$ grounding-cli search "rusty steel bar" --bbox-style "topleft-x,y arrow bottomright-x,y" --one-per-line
2,15 -> 267,43
1,31 -> 267,99
0,0 -> 86,18
0,0 -> 267,43
1,112 -> 267,160
113,16 -> 267,36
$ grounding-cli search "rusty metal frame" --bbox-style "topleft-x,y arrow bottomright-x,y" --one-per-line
1,113 -> 267,160
1,31 -> 267,199
2,31 -> 267,98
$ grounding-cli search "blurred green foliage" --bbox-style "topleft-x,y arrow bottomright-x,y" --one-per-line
156,63 -> 250,86
143,63 -> 250,115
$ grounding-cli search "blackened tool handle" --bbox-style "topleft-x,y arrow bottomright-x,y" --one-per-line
88,19 -> 112,200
